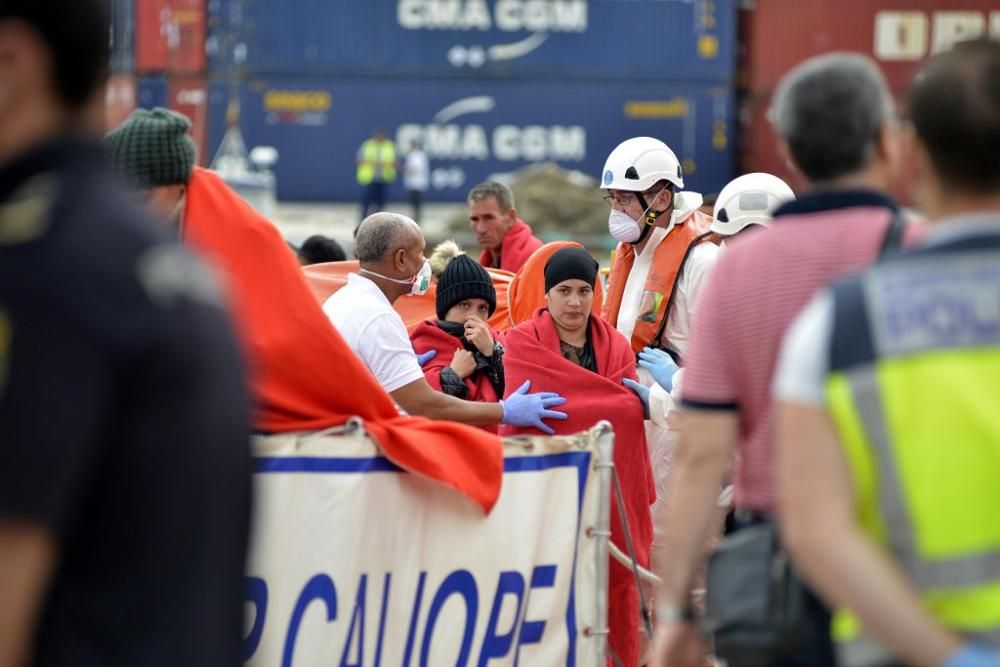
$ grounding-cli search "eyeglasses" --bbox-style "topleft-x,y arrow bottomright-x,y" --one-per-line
602,192 -> 637,208
602,186 -> 667,209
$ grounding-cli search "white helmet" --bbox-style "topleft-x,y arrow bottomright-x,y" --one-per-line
711,172 -> 795,236
601,137 -> 684,192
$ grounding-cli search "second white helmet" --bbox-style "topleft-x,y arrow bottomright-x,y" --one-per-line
601,137 -> 684,192
711,172 -> 795,236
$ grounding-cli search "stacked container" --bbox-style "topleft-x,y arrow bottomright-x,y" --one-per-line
738,0 -> 1000,201
133,0 -> 211,163
207,0 -> 738,202
106,0 -> 137,131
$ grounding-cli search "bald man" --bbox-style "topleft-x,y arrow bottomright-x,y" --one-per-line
323,213 -> 568,433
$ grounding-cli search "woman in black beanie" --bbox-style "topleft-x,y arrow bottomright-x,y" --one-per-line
409,249 -> 505,429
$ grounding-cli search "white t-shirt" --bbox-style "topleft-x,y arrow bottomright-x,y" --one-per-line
772,289 -> 834,407
322,273 -> 424,393
404,150 -> 430,192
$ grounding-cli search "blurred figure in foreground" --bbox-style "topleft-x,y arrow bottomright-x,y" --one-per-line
0,3 -> 251,665
776,39 -> 1000,667
652,52 -> 912,667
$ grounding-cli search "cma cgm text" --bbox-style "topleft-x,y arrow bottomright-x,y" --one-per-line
397,123 -> 586,162
398,0 -> 588,32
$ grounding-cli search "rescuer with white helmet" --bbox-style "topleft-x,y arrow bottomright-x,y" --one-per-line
711,172 -> 796,238
600,136 -> 720,667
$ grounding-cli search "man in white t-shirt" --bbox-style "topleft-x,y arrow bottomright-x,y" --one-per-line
404,141 -> 429,225
324,212 -> 568,433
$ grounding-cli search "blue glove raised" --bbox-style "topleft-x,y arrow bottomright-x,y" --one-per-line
500,380 -> 568,435
415,349 -> 437,367
942,645 -> 1000,667
622,378 -> 650,419
638,347 -> 679,392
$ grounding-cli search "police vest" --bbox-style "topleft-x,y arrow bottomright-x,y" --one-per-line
602,210 -> 712,355
356,139 -> 397,185
824,229 -> 1000,667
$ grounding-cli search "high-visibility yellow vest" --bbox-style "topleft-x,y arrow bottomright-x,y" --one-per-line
356,139 -> 396,185
823,233 -> 1000,667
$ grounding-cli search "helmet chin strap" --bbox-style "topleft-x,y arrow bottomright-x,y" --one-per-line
632,191 -> 672,245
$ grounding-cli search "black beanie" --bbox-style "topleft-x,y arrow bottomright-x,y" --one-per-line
436,253 -> 497,320
105,108 -> 197,190
544,247 -> 599,292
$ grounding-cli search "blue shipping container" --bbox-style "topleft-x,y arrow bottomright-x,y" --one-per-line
208,0 -> 735,82
110,0 -> 135,73
137,76 -> 169,109
206,77 -> 734,202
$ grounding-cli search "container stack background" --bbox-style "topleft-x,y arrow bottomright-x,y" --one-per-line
107,1 -> 1000,204
202,0 -> 738,202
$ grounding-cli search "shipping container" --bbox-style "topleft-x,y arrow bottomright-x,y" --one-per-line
136,0 -> 207,74
206,77 -> 734,202
740,0 -> 1000,92
110,0 -> 135,73
169,76 -> 210,164
137,75 -> 169,109
134,75 -> 210,165
105,74 -> 137,131
207,0 -> 736,82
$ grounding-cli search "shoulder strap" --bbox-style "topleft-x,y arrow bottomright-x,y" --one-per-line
878,208 -> 906,258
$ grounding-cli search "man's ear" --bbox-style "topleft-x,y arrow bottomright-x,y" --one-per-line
653,188 -> 673,210
505,206 -> 518,227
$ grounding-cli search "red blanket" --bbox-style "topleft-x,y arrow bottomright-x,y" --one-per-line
479,218 -> 543,273
410,320 -> 501,433
182,168 -> 502,512
500,308 -> 654,666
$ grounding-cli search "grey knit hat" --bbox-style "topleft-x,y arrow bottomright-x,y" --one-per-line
105,107 -> 197,189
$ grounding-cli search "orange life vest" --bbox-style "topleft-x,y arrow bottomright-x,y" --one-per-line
602,210 -> 713,355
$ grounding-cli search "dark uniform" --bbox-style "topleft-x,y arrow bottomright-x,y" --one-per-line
0,139 -> 251,666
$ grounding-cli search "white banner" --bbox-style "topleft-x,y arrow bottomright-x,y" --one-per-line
244,421 -> 613,666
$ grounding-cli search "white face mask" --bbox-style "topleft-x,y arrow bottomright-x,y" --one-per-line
608,209 -> 642,243
362,258 -> 432,296
608,197 -> 658,244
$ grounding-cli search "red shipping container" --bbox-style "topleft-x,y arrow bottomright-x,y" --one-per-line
104,73 -> 137,132
168,76 -> 209,165
136,0 -> 206,74
741,0 -> 1000,92
739,92 -> 918,205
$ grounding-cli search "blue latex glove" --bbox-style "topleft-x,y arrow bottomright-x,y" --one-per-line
622,378 -> 650,419
638,347 -> 679,392
415,349 -> 437,367
500,380 -> 568,435
942,645 -> 1000,667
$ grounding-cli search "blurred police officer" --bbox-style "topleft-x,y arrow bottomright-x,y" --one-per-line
776,39 -> 1000,667
0,1 -> 251,665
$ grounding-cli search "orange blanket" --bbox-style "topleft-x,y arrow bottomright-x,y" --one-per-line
182,168 -> 502,512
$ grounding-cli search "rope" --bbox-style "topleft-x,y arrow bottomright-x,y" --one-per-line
608,542 -> 661,584
611,468 -> 655,641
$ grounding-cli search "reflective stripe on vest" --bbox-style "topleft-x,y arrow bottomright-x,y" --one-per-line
357,140 -> 396,185
825,245 -> 1000,666
602,209 -> 712,355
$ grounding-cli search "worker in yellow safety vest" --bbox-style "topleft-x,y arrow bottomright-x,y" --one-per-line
356,129 -> 397,226
774,39 -> 1000,667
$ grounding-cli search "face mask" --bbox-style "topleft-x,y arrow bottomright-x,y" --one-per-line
362,258 -> 432,296
608,195 -> 661,244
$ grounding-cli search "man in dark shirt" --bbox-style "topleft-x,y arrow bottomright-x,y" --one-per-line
0,2 -> 251,666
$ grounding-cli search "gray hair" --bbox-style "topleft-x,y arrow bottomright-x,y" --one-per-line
354,212 -> 416,263
468,181 -> 515,211
771,52 -> 895,183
